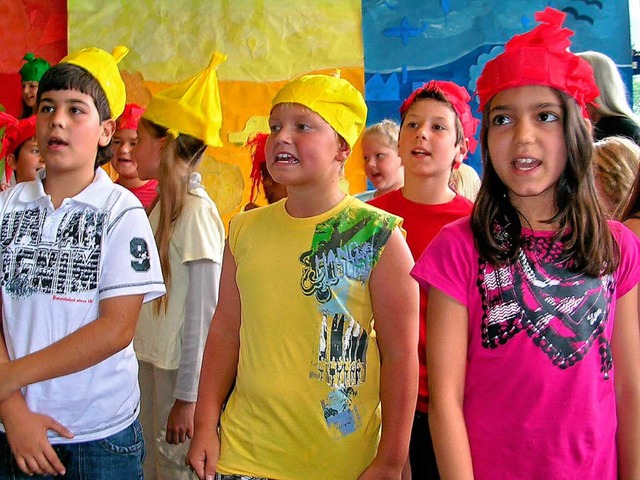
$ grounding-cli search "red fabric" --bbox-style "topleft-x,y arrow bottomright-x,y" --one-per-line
118,179 -> 159,209
476,7 -> 599,117
400,80 -> 479,156
368,189 -> 473,413
116,103 -> 145,131
0,112 -> 37,159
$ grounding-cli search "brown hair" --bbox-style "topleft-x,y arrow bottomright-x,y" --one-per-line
140,118 -> 207,314
471,89 -> 618,276
595,137 -> 640,220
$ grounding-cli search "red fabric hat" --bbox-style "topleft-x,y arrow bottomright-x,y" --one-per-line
0,112 -> 37,159
116,103 -> 145,131
246,132 -> 269,203
400,80 -> 479,156
476,7 -> 599,118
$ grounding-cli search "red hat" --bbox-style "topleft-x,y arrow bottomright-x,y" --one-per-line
116,103 -> 145,131
476,7 -> 599,118
246,132 -> 269,203
0,112 -> 37,159
400,80 -> 479,156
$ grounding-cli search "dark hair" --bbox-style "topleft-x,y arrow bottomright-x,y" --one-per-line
400,89 -> 464,146
37,63 -> 113,168
471,89 -> 618,277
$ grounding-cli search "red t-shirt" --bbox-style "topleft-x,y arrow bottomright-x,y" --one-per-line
368,189 -> 473,413
117,179 -> 159,209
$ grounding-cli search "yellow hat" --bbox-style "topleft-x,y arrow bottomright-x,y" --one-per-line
271,72 -> 367,148
61,46 -> 128,119
143,52 -> 226,147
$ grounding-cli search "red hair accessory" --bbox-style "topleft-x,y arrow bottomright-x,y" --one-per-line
400,80 -> 479,156
246,132 -> 269,203
116,103 -> 145,131
0,112 -> 37,159
476,7 -> 599,118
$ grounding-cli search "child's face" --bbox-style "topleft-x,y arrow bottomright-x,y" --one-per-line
487,85 -> 567,215
265,103 -> 349,189
22,81 -> 39,108
36,89 -> 114,175
362,134 -> 403,192
132,122 -> 164,181
110,129 -> 141,180
398,98 -> 466,182
8,138 -> 44,183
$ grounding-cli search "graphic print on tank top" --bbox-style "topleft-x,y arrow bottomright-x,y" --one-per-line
0,207 -> 106,298
479,233 -> 615,378
300,206 -> 396,438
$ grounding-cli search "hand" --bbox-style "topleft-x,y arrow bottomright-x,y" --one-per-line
358,457 -> 405,480
186,427 -> 220,480
0,183 -> 10,192
4,408 -> 74,476
0,362 -> 21,403
165,399 -> 196,444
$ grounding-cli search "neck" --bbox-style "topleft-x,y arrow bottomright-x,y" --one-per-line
511,194 -> 559,231
44,167 -> 96,209
117,177 -> 149,190
374,180 -> 404,198
401,173 -> 456,204
285,182 -> 346,218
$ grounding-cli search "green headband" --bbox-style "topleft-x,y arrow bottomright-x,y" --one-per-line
19,53 -> 51,82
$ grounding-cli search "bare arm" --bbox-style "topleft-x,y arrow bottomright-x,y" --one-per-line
186,244 -> 241,479
0,294 -> 143,400
359,228 -> 419,479
426,287 -> 474,480
612,285 -> 640,479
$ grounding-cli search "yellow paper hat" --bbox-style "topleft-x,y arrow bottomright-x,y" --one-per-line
61,46 -> 128,118
271,72 -> 367,148
143,52 -> 226,147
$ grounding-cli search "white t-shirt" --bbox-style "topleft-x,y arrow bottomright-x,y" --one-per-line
0,168 -> 165,443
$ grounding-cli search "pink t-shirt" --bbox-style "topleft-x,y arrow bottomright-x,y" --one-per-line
411,218 -> 640,480
117,179 -> 158,209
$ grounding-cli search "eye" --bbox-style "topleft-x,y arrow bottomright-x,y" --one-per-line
30,148 -> 40,155
491,114 -> 511,126
376,153 -> 386,160
538,111 -> 559,123
39,105 -> 54,113
406,121 -> 418,129
296,123 -> 311,131
70,106 -> 83,115
269,124 -> 281,133
433,124 -> 446,131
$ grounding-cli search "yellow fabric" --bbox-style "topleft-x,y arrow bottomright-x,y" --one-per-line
143,52 -> 226,147
271,73 -> 367,148
61,46 -> 128,118
218,196 -> 401,479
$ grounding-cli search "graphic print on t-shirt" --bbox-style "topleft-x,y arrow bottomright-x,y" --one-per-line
480,234 -> 615,377
300,206 -> 395,438
0,207 -> 106,298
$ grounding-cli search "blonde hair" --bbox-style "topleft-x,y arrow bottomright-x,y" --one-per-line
141,118 -> 207,314
593,136 -> 640,220
449,163 -> 481,202
362,119 -> 400,150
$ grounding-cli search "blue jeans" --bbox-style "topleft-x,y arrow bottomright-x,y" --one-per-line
0,419 -> 144,480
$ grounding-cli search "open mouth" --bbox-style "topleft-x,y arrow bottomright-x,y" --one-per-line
513,157 -> 540,172
274,152 -> 299,164
48,136 -> 68,148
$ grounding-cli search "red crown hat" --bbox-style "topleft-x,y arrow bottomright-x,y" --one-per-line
476,7 -> 599,117
246,132 -> 269,203
0,112 -> 37,183
116,103 -> 145,131
400,80 -> 479,157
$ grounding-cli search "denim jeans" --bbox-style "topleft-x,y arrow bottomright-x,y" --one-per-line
0,418 -> 144,480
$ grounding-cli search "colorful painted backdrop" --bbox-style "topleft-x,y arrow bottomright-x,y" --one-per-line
0,0 -> 634,224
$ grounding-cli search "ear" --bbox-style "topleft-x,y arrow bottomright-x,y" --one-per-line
335,137 -> 352,163
6,154 -> 17,170
453,138 -> 469,167
98,119 -> 117,147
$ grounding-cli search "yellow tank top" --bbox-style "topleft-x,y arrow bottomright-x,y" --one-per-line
218,196 -> 401,479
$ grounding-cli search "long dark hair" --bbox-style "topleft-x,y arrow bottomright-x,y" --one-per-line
471,89 -> 618,276
37,63 -> 113,168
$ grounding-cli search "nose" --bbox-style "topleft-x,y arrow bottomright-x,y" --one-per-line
272,127 -> 292,146
49,109 -> 65,128
513,118 -> 535,144
415,126 -> 427,139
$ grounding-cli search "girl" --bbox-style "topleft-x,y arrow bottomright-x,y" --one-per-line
187,72 -> 418,480
133,53 -> 227,480
411,8 -> 640,480
18,53 -> 50,119
110,103 -> 159,209
356,119 -> 403,201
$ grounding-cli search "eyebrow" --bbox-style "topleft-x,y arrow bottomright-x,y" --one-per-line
489,101 -> 561,114
39,96 -> 92,107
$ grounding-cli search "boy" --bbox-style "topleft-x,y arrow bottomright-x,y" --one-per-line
368,80 -> 479,479
0,45 -> 165,479
187,73 -> 419,480
0,113 -> 44,188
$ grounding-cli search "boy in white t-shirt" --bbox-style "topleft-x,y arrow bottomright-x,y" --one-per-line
0,45 -> 165,479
